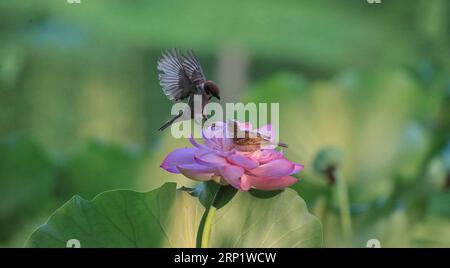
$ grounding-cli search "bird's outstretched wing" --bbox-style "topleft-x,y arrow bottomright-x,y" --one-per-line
182,50 -> 206,85
157,49 -> 194,101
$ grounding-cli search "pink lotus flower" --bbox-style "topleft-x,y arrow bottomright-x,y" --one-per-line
160,121 -> 303,191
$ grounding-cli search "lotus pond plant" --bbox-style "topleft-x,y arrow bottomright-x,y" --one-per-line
26,120 -> 322,248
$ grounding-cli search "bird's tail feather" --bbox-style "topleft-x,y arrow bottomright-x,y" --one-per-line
158,112 -> 183,131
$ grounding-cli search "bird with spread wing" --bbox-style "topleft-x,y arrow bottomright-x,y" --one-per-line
157,49 -> 220,131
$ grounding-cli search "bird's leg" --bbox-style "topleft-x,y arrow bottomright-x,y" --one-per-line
202,114 -> 208,124
193,112 -> 204,126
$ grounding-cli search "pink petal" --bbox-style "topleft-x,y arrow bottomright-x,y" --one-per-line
160,148 -> 198,173
238,122 -> 252,131
290,163 -> 304,175
240,175 -> 252,191
249,158 -> 296,178
227,154 -> 259,170
259,143 -> 277,150
202,133 -> 220,149
250,149 -> 283,164
203,122 -> 226,139
202,126 -> 226,149
189,137 -> 211,151
194,151 -> 228,167
257,124 -> 273,138
218,165 -> 245,190
177,164 -> 215,181
242,174 -> 298,191
221,137 -> 233,151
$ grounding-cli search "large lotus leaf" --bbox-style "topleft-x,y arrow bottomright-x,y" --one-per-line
209,188 -> 322,247
27,183 -> 322,248
27,183 -> 201,248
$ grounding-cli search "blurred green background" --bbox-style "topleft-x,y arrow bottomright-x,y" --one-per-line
0,0 -> 449,247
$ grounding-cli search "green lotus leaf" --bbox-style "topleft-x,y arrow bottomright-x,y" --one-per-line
27,183 -> 322,248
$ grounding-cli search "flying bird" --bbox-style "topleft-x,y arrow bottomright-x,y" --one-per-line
157,49 -> 220,131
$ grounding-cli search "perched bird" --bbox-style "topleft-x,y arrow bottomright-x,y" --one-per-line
157,49 -> 220,131
226,121 -> 288,152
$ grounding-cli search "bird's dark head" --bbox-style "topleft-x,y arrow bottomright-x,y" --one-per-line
203,81 -> 220,100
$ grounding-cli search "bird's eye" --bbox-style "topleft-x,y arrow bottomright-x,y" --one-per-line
204,83 -> 213,93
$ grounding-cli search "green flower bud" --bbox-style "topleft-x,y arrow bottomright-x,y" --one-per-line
313,147 -> 344,184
